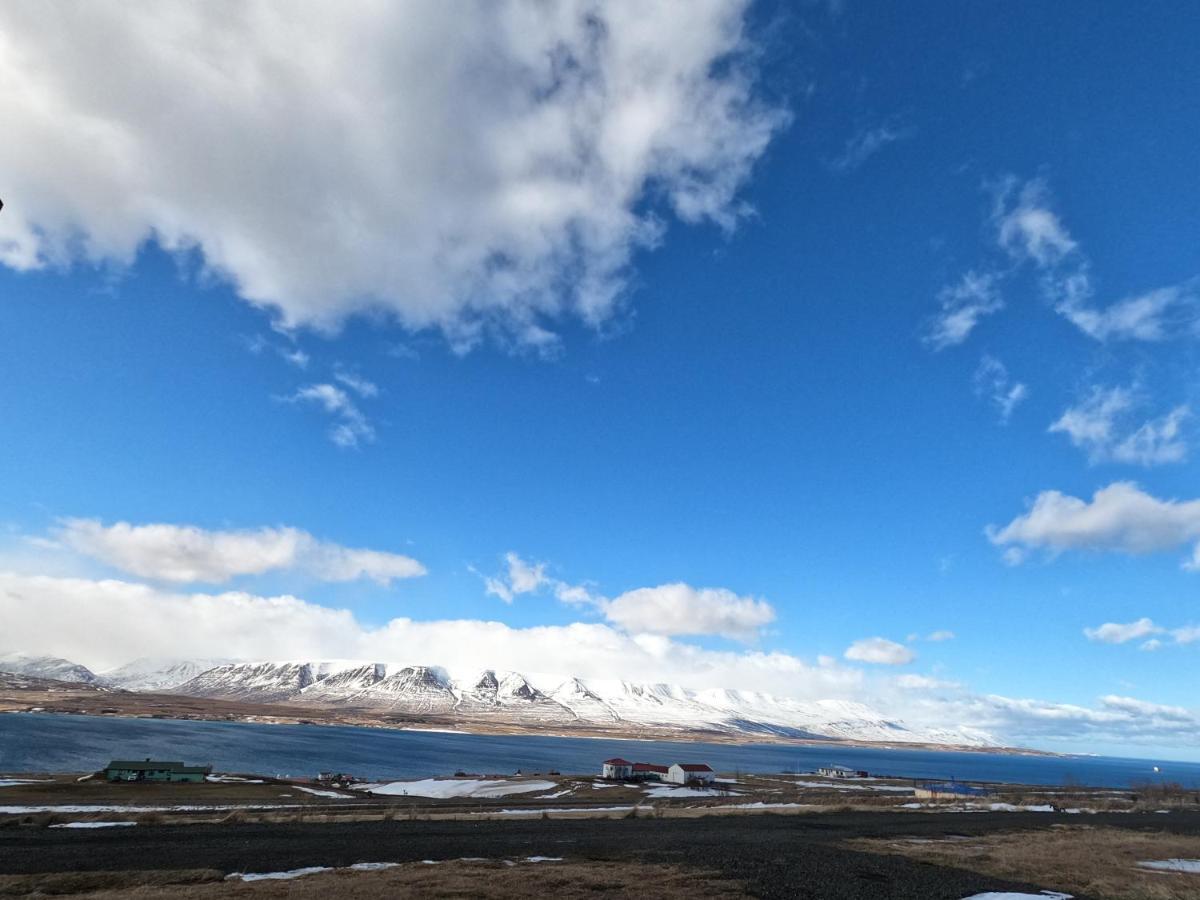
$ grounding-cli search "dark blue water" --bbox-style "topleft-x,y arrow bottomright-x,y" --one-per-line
3,713 -> 1198,788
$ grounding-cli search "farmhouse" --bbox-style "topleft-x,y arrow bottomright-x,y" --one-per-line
914,781 -> 993,801
601,757 -> 633,779
817,765 -> 868,779
667,763 -> 715,786
631,762 -> 669,781
103,759 -> 212,783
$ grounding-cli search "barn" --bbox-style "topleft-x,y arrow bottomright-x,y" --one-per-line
631,762 -> 669,781
601,757 -> 633,779
667,763 -> 715,785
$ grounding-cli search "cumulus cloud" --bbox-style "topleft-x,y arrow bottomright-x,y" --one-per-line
603,583 -> 775,642
1049,386 -> 1188,466
287,383 -> 375,448
925,271 -> 1004,350
55,518 -> 425,585
988,482 -> 1200,567
844,637 -> 915,665
0,1 -> 786,348
1085,618 -> 1200,650
1084,618 -> 1162,644
973,355 -> 1027,424
479,552 -> 772,641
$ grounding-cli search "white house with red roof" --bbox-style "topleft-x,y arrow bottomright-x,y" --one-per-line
601,757 -> 633,779
667,762 -> 715,785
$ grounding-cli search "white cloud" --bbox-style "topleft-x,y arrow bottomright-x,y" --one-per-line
993,177 -> 1077,266
844,637 -> 915,666
973,355 -> 1027,423
991,177 -> 1199,342
1084,618 -> 1162,644
1049,386 -> 1188,466
0,571 -> 848,697
828,120 -> 915,172
894,673 -> 959,690
925,630 -> 955,642
988,482 -> 1200,567
479,553 -> 771,641
55,518 -> 425,585
603,583 -> 775,642
287,383 -> 375,448
0,2 -> 786,349
332,369 -> 379,398
925,270 -> 1004,350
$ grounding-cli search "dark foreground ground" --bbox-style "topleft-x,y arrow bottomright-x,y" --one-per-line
6,809 -> 1200,899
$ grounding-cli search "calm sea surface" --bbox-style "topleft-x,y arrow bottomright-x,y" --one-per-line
3,713 -> 1199,788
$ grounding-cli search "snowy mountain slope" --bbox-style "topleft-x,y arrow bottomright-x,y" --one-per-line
163,658 -> 996,746
99,657 -> 230,692
0,651 -> 100,684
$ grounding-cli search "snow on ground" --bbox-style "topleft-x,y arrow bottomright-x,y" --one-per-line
533,789 -> 574,799
525,857 -> 563,863
348,863 -> 399,871
1137,859 -> 1200,873
0,779 -> 51,787
48,822 -> 137,829
206,775 -> 264,784
724,802 -> 812,810
361,778 -> 556,799
294,786 -> 354,799
228,867 -> 332,882
959,893 -> 1072,899
591,782 -> 621,789
784,780 -> 912,793
642,785 -> 729,798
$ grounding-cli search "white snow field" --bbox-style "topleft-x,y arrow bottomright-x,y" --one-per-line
360,778 -> 555,799
48,821 -> 137,828
1136,859 -> 1200,873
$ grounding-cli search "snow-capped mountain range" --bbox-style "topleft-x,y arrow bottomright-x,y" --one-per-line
0,652 -> 996,747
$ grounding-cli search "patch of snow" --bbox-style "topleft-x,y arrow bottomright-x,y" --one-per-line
724,802 -> 811,810
49,821 -> 137,829
206,775 -> 264,783
1137,859 -> 1200,873
228,867 -> 332,882
497,805 -> 639,816
988,803 -> 1056,813
294,786 -> 354,799
642,785 -> 728,798
525,856 -> 563,863
362,778 -> 555,799
959,893 -> 1072,899
591,782 -> 621,789
348,862 -> 399,871
0,804 -> 301,814
533,789 -> 574,799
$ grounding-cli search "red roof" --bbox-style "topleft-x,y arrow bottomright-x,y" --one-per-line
677,763 -> 713,772
603,758 -> 632,766
632,763 -> 669,773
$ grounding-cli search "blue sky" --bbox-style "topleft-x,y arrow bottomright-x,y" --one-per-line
1,1 -> 1198,759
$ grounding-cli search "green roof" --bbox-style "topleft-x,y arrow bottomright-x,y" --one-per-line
103,763 -> 211,777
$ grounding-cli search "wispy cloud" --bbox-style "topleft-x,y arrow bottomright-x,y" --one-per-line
844,636 -> 915,665
288,383 -> 375,448
973,355 -> 1027,423
925,270 -> 1005,350
828,120 -> 916,172
1049,386 -> 1188,466
1085,617 -> 1200,650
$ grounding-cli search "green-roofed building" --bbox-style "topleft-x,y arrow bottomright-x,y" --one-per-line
103,759 -> 212,783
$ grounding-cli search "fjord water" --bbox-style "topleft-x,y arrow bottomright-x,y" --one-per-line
3,713 -> 1198,788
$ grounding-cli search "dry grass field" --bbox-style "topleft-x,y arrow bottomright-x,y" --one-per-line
0,860 -> 747,898
854,825 -> 1200,900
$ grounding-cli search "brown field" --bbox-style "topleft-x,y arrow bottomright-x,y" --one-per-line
853,825 -> 1200,900
0,860 -> 746,898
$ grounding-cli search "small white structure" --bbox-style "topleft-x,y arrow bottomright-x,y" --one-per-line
817,765 -> 865,779
601,757 -> 633,779
667,763 -> 715,785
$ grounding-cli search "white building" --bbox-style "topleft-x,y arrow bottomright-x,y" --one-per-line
601,757 -> 633,779
667,763 -> 715,785
817,765 -> 864,779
